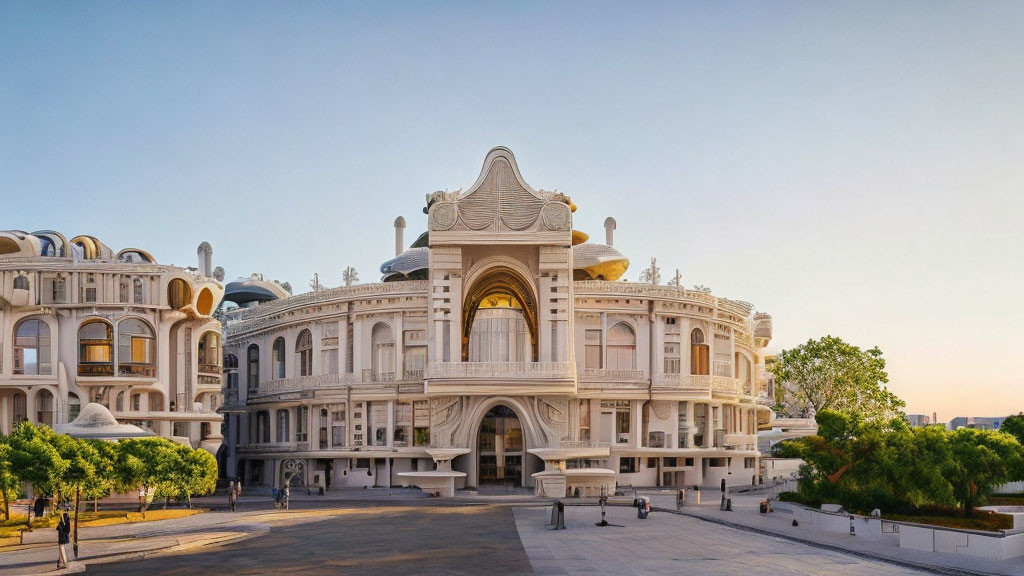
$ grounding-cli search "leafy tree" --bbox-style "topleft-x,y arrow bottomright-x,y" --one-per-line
945,428 -> 1024,516
0,439 -> 23,520
999,413 -> 1024,446
771,335 -> 903,420
174,444 -> 218,507
7,422 -> 69,529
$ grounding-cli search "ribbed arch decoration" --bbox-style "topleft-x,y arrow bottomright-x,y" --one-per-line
461,267 -> 537,362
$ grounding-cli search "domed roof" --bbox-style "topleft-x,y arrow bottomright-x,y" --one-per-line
380,247 -> 429,281
572,243 -> 630,281
224,276 -> 291,304
55,403 -> 155,440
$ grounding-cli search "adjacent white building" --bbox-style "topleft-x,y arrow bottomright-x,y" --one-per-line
0,231 -> 225,454
221,147 -> 776,497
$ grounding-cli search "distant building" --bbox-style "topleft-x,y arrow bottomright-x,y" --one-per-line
948,416 -> 1007,431
907,414 -> 932,427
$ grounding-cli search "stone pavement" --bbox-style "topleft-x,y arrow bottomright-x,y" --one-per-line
642,488 -> 1024,576
514,504 -> 929,576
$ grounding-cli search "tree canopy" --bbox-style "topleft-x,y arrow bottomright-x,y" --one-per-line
2,422 -> 219,518
999,413 -> 1024,446
777,410 -> 1024,516
770,335 -> 904,419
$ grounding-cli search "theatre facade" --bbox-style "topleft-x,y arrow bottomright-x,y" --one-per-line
221,147 -> 775,497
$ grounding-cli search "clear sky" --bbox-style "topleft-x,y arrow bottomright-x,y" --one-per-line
2,1 -> 1022,421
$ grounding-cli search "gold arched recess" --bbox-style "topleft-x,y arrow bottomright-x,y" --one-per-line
168,279 -> 193,310
462,267 -> 537,362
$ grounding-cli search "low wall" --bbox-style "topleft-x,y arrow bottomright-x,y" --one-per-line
993,481 -> 1024,495
897,523 -> 1024,560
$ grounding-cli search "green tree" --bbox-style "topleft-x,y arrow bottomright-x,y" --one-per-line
999,413 -> 1024,446
7,422 -> 69,529
945,428 -> 1024,517
771,335 -> 904,419
0,439 -> 23,520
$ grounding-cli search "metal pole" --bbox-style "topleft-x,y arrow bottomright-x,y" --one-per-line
73,486 -> 80,558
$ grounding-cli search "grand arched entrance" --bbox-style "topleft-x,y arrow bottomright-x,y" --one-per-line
478,405 -> 524,486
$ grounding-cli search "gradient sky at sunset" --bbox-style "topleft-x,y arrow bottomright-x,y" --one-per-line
3,1 -> 1022,420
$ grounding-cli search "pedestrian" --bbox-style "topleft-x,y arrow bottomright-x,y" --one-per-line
138,485 -> 148,518
272,487 -> 280,509
236,480 -> 242,498
56,509 -> 71,569
228,481 -> 237,512
33,494 -> 46,518
283,484 -> 290,510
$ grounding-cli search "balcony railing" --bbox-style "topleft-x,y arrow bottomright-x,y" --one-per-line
199,363 -> 221,375
371,371 -> 395,383
713,361 -> 733,377
652,373 -> 712,392
425,361 -> 575,381
712,376 -> 742,395
78,363 -> 114,377
118,363 -> 157,378
580,368 -> 647,382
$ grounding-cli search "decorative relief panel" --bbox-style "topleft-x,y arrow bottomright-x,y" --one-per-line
430,396 -> 463,447
536,397 -> 569,443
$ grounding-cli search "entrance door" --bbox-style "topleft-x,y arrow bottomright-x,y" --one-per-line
478,405 -> 524,486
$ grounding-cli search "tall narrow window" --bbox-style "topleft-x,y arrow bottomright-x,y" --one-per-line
295,406 -> 308,442
78,320 -> 113,376
35,389 -> 54,426
133,277 -> 145,304
117,318 -> 155,377
277,409 -> 290,443
247,344 -> 260,393
371,323 -> 394,381
272,337 -> 286,379
664,343 -> 680,374
14,318 -> 51,375
119,277 -> 130,303
584,329 -> 602,369
296,329 -> 313,377
690,328 -> 709,376
606,323 -> 636,371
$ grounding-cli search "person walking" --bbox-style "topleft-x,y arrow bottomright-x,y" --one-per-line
228,481 -> 237,512
283,484 -> 290,511
56,509 -> 71,569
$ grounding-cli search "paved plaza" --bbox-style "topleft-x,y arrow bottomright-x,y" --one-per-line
514,505 -> 927,576
4,493 -> 997,576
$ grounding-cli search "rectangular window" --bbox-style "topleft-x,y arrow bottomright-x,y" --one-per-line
584,329 -> 602,369
131,394 -> 141,411
134,279 -> 144,304
664,343 -> 680,374
321,348 -> 339,375
615,401 -> 630,443
745,457 -> 755,469
296,406 -> 309,442
619,457 -> 637,474
646,457 -> 657,468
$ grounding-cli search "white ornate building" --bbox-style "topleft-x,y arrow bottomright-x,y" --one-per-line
222,147 -> 775,497
0,231 -> 225,454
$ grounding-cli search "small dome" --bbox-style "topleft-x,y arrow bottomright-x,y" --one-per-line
572,243 -> 630,281
55,403 -> 154,440
224,276 -> 291,304
380,247 -> 429,281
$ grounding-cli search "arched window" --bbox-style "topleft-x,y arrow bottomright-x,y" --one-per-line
736,353 -> 752,393
78,320 -> 113,376
277,409 -> 290,443
36,389 -> 54,426
117,318 -> 155,377
13,275 -> 29,290
116,391 -> 125,412
370,323 -> 394,381
133,277 -> 144,304
296,329 -> 313,377
606,322 -> 636,371
67,393 -> 81,422
14,318 -> 51,375
119,276 -> 130,303
247,344 -> 260,392
167,278 -> 192,310
272,337 -> 286,379
690,328 -> 709,376
468,293 -> 532,363
198,332 -> 221,374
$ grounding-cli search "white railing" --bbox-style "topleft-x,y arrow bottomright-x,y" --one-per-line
226,280 -> 428,324
425,361 -> 575,380
652,373 -> 712,391
555,440 -> 611,449
712,376 -> 741,395
254,373 -> 350,395
573,281 -> 718,305
713,360 -> 733,377
580,368 -> 647,382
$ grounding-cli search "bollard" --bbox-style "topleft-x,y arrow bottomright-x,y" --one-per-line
725,498 -> 732,512
555,500 -> 566,530
695,487 -> 701,505
549,504 -> 557,526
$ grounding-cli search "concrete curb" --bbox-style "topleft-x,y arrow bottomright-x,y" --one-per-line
652,506 -> 1008,576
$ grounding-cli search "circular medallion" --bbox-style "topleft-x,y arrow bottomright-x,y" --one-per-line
541,202 -> 571,231
432,202 -> 458,230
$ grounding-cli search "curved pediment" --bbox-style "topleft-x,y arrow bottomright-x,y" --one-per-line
428,147 -> 572,243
